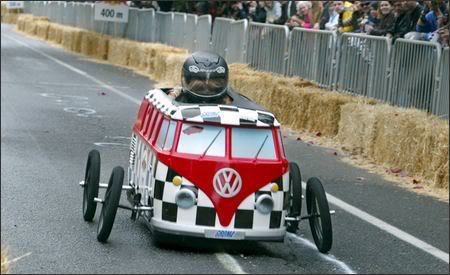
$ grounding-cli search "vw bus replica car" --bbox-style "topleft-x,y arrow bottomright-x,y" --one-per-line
80,87 -> 333,253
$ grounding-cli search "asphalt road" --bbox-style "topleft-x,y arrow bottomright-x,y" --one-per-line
1,24 -> 448,274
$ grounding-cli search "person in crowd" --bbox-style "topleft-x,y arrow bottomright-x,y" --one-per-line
324,1 -> 343,30
366,1 -> 396,36
405,0 -> 444,41
157,0 -> 172,12
387,1 -> 422,41
311,1 -> 324,29
337,1 -> 354,32
273,0 -> 293,25
230,0 -> 250,20
285,1 -> 313,29
264,0 -> 282,24
248,1 -> 267,23
319,1 -> 332,29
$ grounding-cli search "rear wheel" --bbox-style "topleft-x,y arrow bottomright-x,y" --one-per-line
82,150 -> 100,221
97,166 -> 124,242
306,177 -> 332,253
286,162 -> 302,233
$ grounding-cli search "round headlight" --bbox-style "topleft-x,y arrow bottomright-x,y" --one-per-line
175,188 -> 196,209
255,194 -> 274,215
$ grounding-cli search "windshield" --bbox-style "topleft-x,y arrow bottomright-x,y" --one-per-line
232,128 -> 276,160
177,123 -> 225,157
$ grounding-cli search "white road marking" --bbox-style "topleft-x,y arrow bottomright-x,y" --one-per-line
4,32 -> 448,272
286,233 -> 356,274
2,252 -> 32,266
215,252 -> 247,274
302,181 -> 449,264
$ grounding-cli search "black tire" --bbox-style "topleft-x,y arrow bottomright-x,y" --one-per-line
97,166 -> 124,243
83,150 -> 100,221
306,177 -> 332,253
286,162 -> 302,233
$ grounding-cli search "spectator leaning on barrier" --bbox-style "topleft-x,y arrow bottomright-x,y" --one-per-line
248,1 -> 267,23
387,1 -> 421,42
273,0 -> 292,25
405,0 -> 444,41
264,0 -> 282,23
367,1 -> 396,36
319,1 -> 332,30
311,1 -> 324,29
324,1 -> 343,31
338,1 -> 354,32
285,1 -> 313,29
230,1 -> 250,20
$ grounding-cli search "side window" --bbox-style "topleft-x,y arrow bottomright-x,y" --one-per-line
156,119 -> 176,151
151,113 -> 163,143
277,129 -> 286,159
144,109 -> 157,138
135,101 -> 149,131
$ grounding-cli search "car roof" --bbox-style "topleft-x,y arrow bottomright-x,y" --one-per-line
146,88 -> 280,128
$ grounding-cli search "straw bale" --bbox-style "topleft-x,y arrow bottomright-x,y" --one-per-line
47,23 -> 63,44
107,38 -> 133,66
80,32 -> 109,60
61,26 -> 83,52
3,13 -> 18,24
371,106 -> 449,189
36,20 -> 50,40
145,43 -> 188,75
161,53 -> 187,85
337,103 -> 378,157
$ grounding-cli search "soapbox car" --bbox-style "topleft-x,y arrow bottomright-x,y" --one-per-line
79,87 -> 334,253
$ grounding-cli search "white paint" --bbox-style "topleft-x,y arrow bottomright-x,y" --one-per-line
215,252 -> 247,274
302,181 -> 449,264
94,2 -> 129,23
63,107 -> 97,117
94,142 -> 129,147
286,233 -> 356,274
5,32 -> 448,272
2,252 -> 32,266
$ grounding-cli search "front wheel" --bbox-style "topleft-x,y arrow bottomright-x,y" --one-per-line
97,166 -> 124,243
306,177 -> 332,253
82,150 -> 100,221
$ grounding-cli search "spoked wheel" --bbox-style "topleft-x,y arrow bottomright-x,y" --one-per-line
306,177 -> 332,253
286,162 -> 302,233
83,150 -> 100,221
97,166 -> 124,243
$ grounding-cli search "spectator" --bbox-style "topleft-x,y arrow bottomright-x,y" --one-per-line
286,1 -> 313,29
273,0 -> 292,25
387,1 -> 422,41
324,1 -> 342,31
338,1 -> 354,32
248,1 -> 267,23
157,0 -> 172,12
231,0 -> 249,20
311,1 -> 324,29
367,1 -> 395,36
319,1 -> 332,29
405,0 -> 444,41
264,0 -> 282,24
350,1 -> 374,33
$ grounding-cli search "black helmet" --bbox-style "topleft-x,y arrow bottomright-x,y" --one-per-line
181,51 -> 229,101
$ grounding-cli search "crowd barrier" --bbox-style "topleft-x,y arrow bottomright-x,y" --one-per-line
21,1 -> 449,119
286,28 -> 336,89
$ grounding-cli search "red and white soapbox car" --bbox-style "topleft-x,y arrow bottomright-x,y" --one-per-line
80,87 -> 334,253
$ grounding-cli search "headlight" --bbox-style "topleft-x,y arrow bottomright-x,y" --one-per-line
175,188 -> 196,209
255,194 -> 274,215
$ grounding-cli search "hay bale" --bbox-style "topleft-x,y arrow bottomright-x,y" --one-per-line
61,26 -> 83,52
3,12 -> 18,24
161,53 -> 187,85
107,38 -> 132,66
36,20 -> 50,40
47,23 -> 63,44
371,106 -> 449,189
337,103 -> 378,157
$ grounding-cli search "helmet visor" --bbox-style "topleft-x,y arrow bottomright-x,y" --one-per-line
183,76 -> 227,98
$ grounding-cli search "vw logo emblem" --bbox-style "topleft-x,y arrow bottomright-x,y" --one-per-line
213,168 -> 242,198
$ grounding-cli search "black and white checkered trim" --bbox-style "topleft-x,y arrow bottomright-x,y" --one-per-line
145,89 -> 280,127
151,161 -> 289,230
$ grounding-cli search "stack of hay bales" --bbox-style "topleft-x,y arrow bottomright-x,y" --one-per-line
338,103 -> 449,190
61,25 -> 83,52
47,23 -> 64,44
80,31 -> 109,60
107,37 -> 134,66
36,20 -> 50,40
1,3 -> 22,24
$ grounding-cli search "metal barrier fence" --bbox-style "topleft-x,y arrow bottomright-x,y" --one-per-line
211,17 -> 234,59
226,19 -> 248,64
336,33 -> 391,100
432,47 -> 449,118
286,28 -> 336,88
246,22 -> 289,75
195,15 -> 211,51
390,39 -> 441,112
21,2 -> 449,118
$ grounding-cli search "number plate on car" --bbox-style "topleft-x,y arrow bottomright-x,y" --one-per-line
204,229 -> 245,240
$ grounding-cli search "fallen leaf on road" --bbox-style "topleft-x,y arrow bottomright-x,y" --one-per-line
296,137 -> 302,141
413,186 -> 424,189
316,132 -> 322,137
101,92 -> 106,96
412,179 -> 420,184
356,177 -> 365,181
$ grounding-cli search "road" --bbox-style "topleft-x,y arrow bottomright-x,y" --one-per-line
1,24 -> 448,274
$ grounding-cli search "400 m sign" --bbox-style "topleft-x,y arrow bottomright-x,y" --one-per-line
94,2 -> 129,23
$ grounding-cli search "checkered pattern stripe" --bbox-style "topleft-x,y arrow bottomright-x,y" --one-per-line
151,161 -> 290,230
145,89 -> 280,127
129,134 -> 137,167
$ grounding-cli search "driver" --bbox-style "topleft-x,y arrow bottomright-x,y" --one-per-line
168,51 -> 233,105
